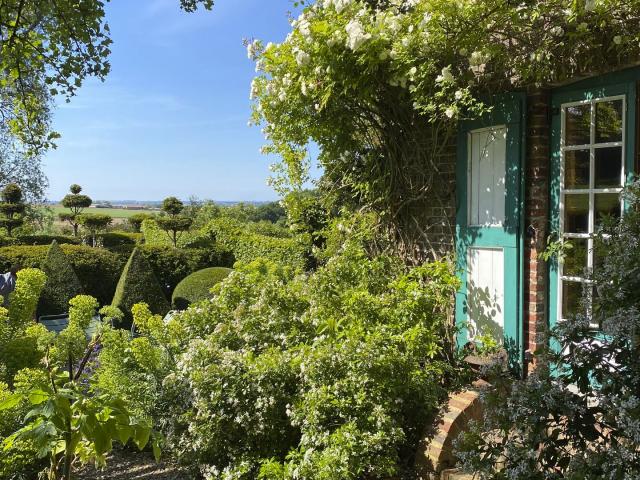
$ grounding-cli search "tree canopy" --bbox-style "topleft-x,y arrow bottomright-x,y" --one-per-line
0,0 -> 215,152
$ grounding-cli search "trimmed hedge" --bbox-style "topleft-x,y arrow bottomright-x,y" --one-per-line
16,235 -> 80,246
172,267 -> 232,310
141,219 -> 208,249
98,231 -> 142,249
0,245 -> 124,306
139,245 -> 233,298
203,218 -> 309,271
37,241 -> 83,316
0,244 -> 232,307
112,248 -> 170,328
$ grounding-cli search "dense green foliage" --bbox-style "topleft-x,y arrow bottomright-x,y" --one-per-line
204,217 -> 309,271
37,241 -> 83,317
0,183 -> 26,236
77,213 -> 113,247
95,219 -> 461,479
171,267 -> 232,310
59,185 -> 92,237
127,213 -> 156,232
15,234 -> 81,246
456,181 -> 640,478
112,248 -> 170,328
0,295 -> 158,480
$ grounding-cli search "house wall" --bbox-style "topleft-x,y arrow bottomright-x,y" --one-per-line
523,89 -> 551,371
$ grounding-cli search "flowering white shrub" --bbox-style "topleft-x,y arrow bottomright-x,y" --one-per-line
160,225 -> 461,479
248,0 -> 640,261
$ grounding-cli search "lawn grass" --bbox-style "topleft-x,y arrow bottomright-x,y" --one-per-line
46,206 -> 156,219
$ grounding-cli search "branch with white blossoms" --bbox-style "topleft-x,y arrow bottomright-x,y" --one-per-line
248,0 -> 640,261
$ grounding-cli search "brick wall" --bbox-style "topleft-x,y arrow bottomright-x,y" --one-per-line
523,89 -> 551,373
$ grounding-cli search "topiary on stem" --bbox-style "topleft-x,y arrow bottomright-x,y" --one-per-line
156,197 -> 193,248
77,213 -> 112,247
0,184 -> 26,237
59,184 -> 92,237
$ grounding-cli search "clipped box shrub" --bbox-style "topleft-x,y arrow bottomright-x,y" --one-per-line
98,231 -> 142,249
139,245 -> 234,298
172,267 -> 232,310
37,241 -> 83,316
112,248 -> 170,328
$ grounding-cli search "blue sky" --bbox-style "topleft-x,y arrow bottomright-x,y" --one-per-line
45,0 -> 310,202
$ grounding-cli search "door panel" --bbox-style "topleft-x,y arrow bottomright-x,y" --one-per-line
455,94 -> 525,356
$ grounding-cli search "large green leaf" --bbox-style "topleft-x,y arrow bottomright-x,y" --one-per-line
0,394 -> 21,410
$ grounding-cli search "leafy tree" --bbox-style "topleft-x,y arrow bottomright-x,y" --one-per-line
37,241 -> 83,317
156,197 -> 193,248
59,184 -> 92,237
77,213 -> 112,247
127,212 -> 155,233
0,183 -> 26,236
0,0 -> 214,151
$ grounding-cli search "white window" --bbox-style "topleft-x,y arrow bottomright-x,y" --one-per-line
559,96 -> 625,325
466,247 -> 504,340
468,126 -> 507,226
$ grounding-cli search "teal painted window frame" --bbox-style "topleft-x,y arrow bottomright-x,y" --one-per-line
549,68 -> 638,331
455,93 -> 526,364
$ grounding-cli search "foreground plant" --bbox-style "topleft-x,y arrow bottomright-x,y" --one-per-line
456,182 -> 640,478
0,295 -> 159,480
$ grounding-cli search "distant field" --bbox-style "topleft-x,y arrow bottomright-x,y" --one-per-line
46,206 -> 156,219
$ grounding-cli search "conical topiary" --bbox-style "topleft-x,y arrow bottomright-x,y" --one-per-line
37,240 -> 83,317
112,247 -> 170,328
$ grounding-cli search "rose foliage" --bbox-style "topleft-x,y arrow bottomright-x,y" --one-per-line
250,0 -> 640,261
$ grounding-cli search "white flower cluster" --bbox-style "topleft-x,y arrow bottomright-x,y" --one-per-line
323,0 -> 353,14
345,19 -> 371,51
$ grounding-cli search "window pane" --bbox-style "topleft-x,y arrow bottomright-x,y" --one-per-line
564,194 -> 589,233
595,193 -> 621,229
563,238 -> 588,277
596,99 -> 623,143
564,150 -> 590,189
594,146 -> 622,188
562,280 -> 584,319
565,104 -> 591,146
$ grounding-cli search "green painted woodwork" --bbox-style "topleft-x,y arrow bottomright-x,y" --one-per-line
549,66 -> 638,331
455,93 -> 526,364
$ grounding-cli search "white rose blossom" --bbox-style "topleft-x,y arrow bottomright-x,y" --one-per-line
345,19 -> 372,51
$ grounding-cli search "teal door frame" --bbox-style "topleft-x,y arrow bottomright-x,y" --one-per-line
455,93 -> 526,364
549,68 -> 638,330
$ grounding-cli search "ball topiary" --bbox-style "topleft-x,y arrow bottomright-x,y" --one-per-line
37,240 -> 83,317
111,247 -> 170,328
172,267 -> 232,310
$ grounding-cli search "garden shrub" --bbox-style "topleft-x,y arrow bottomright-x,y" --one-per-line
37,240 -> 83,317
141,218 -> 208,249
456,181 -> 640,478
0,268 -> 47,385
98,231 -> 142,249
171,267 -> 232,310
203,217 -> 308,271
139,245 -> 234,298
16,234 -> 80,246
112,248 -> 170,328
160,237 -> 461,479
